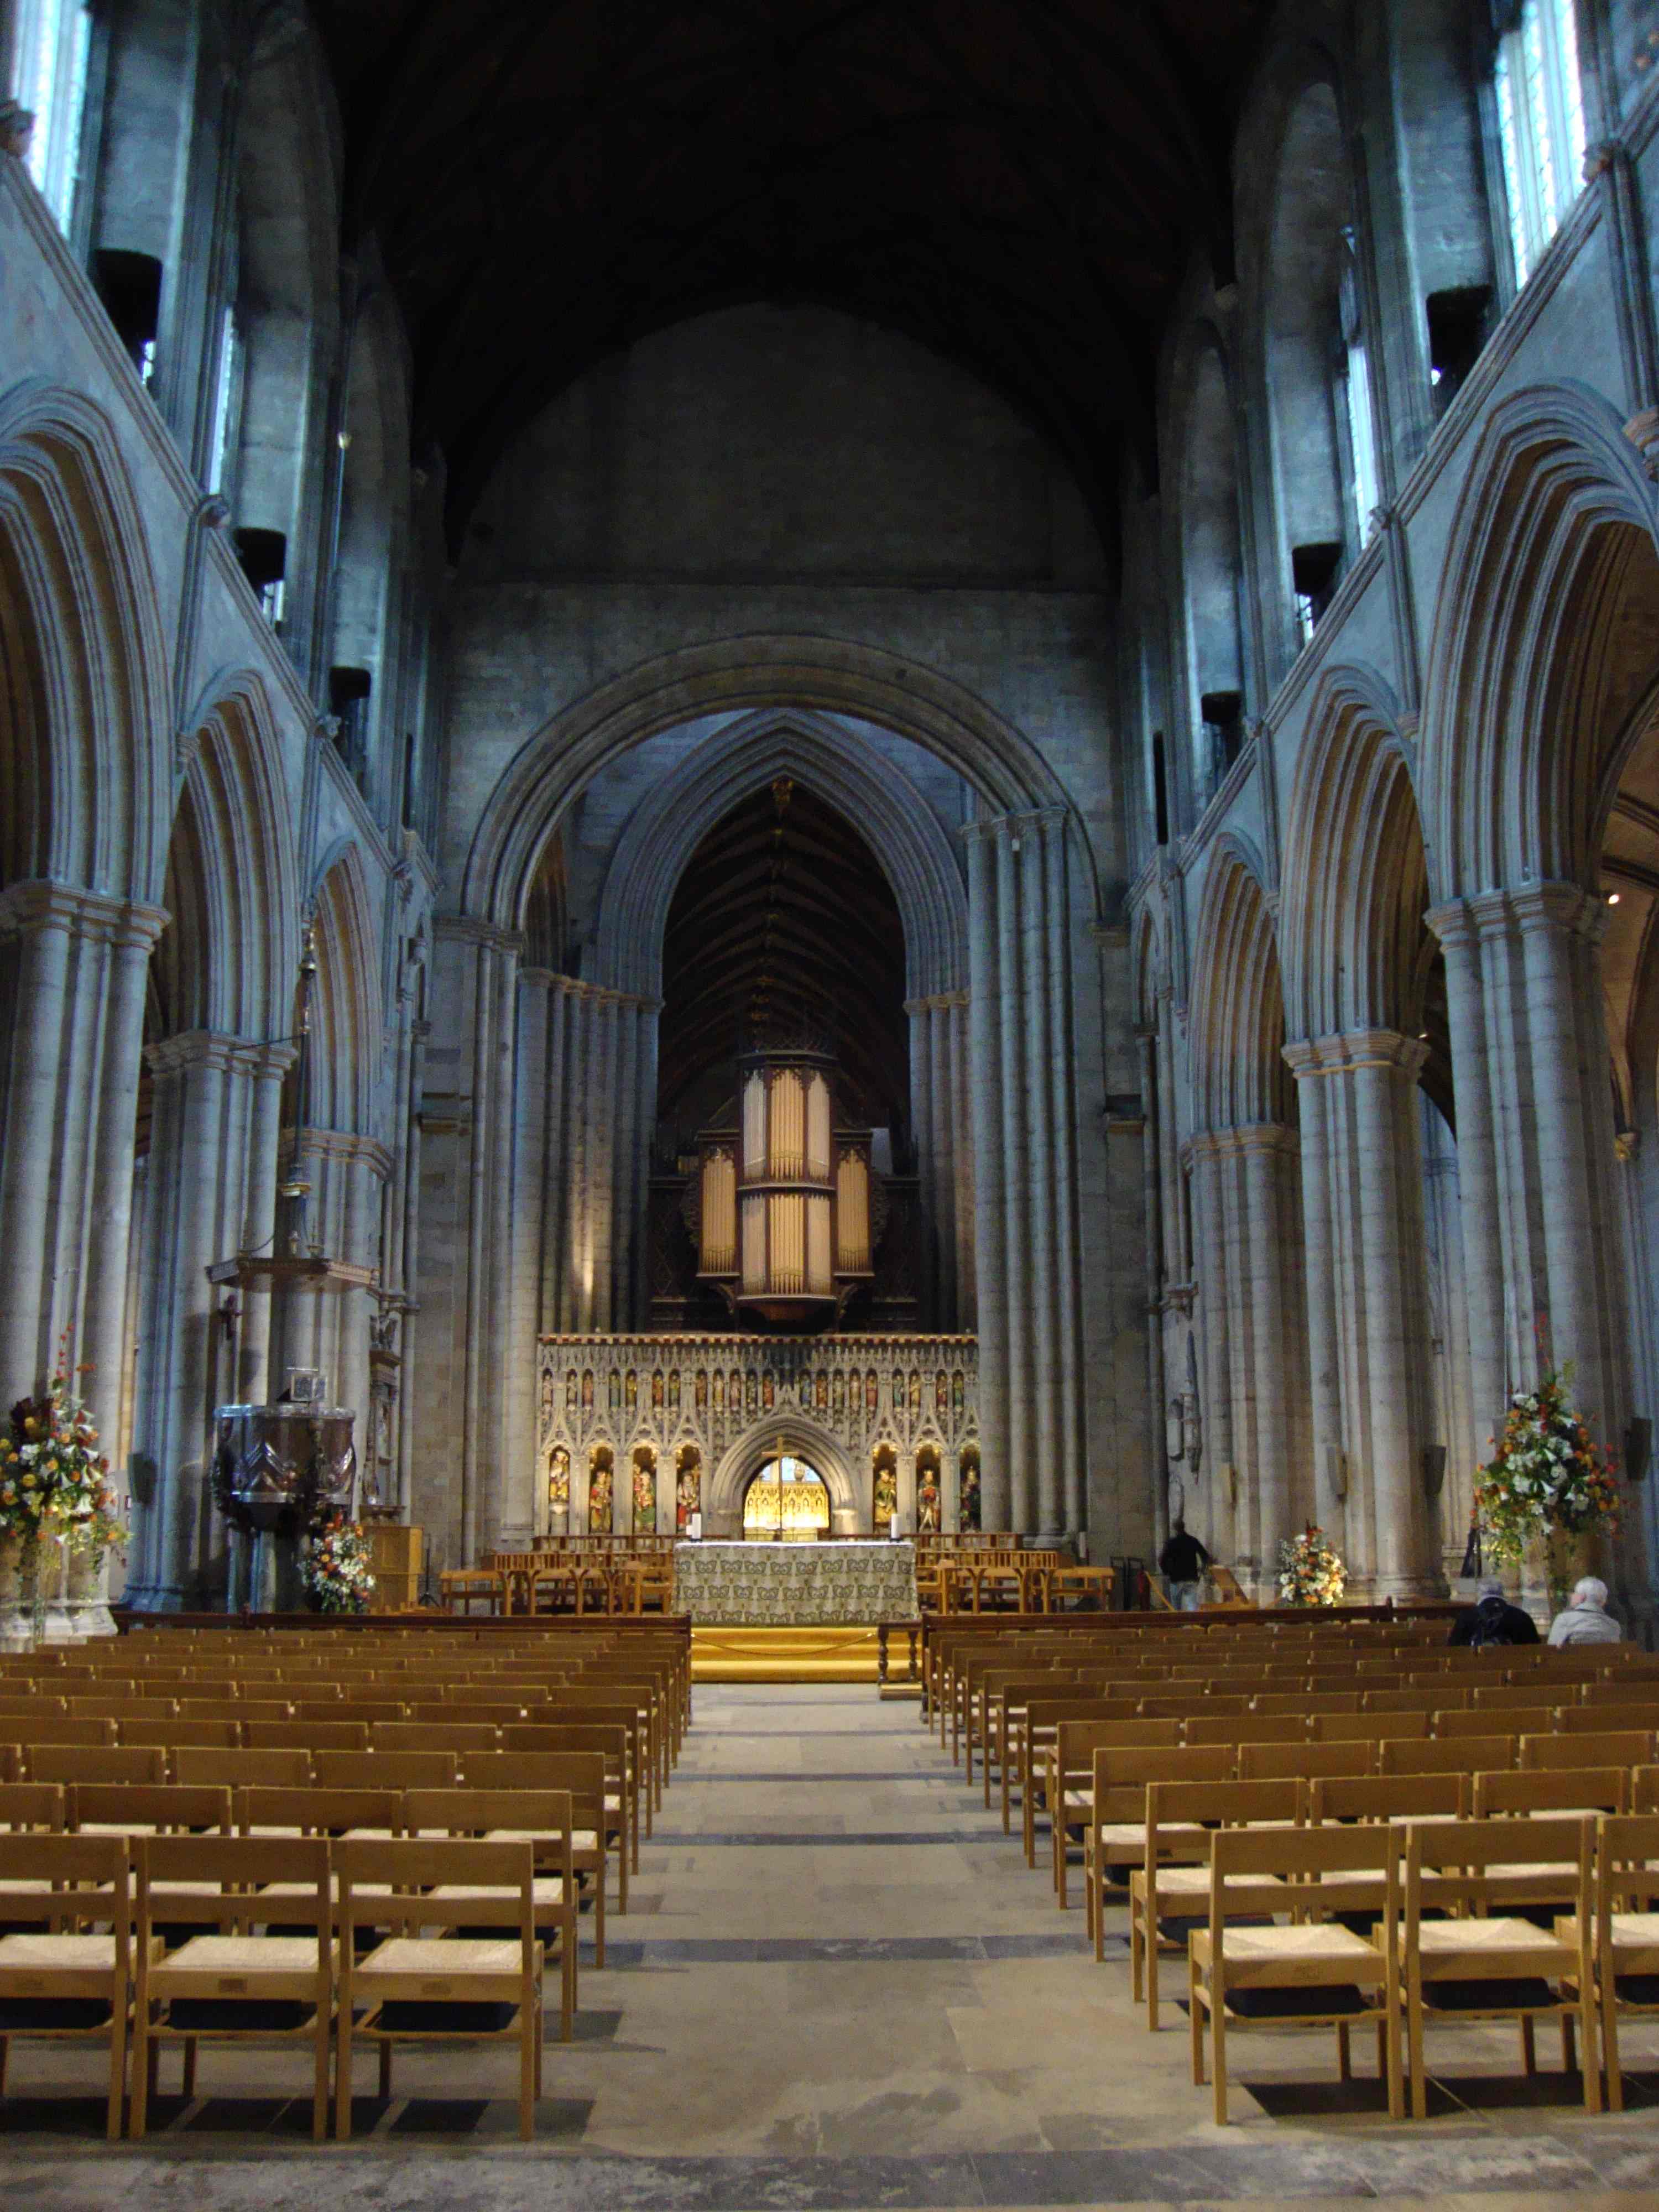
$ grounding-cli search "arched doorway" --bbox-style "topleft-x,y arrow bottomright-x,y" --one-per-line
743,1455 -> 831,1542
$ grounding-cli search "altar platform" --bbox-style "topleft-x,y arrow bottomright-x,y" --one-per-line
672,1538 -> 916,1626
691,1625 -> 886,1682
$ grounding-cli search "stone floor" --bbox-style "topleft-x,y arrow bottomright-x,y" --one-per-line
9,1682 -> 1659,2207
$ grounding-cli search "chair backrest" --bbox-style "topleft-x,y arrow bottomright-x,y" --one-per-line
1595,1813 -> 1659,1919
1184,1713 -> 1310,1747
244,1720 -> 370,1753
371,1721 -> 502,1754
18,1717 -> 117,1747
1311,1771 -> 1467,1823
70,1782 -> 232,1833
119,1718 -> 241,1753
454,1749 -> 606,1819
1473,1765 -> 1629,1816
334,1835 -> 536,1937
135,1831 -> 331,1932
1208,1819 -> 1403,1920
1560,1702 -> 1659,1734
0,1781 -> 65,1829
236,1785 -> 401,1836
311,1749 -> 459,1791
1519,1729 -> 1655,1771
1145,1776 -> 1303,1862
401,1786 -> 575,1849
172,1747 -> 312,1790
1380,1735 -> 1515,1776
27,1744 -> 166,1786
1091,1743 -> 1233,1819
1237,1739 -> 1374,1782
0,1694 -> 66,1720
1252,1691 -> 1360,1716
1313,1711 -> 1429,1743
67,1695 -> 178,1720
1404,1814 -> 1593,1921
300,1699 -> 407,1725
1437,1704 -> 1553,1738
0,1830 -> 128,1940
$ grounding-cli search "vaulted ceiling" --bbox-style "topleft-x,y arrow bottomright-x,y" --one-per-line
658,781 -> 909,1135
310,0 -> 1271,539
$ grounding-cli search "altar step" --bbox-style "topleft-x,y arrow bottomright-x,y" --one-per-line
691,1625 -> 885,1683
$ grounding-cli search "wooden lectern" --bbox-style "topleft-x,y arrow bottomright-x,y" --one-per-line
366,1524 -> 424,1611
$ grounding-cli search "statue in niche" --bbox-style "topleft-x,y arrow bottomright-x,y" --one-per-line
892,1371 -> 905,1412
608,1370 -> 620,1411
832,1370 -> 845,1412
668,1369 -> 681,1410
745,1370 -> 758,1413
917,1460 -> 942,1532
762,1374 -> 774,1411
625,1369 -> 638,1411
909,1371 -> 921,1411
633,1452 -> 656,1531
581,1369 -> 594,1410
960,1454 -> 982,1531
866,1370 -> 878,1413
712,1370 -> 724,1411
589,1457 -> 614,1533
651,1370 -> 664,1410
676,1451 -> 701,1531
695,1369 -> 707,1411
566,1370 -> 578,1411
952,1370 -> 964,1412
873,1456 -> 898,1535
540,1369 -> 554,1422
815,1371 -> 828,1410
730,1369 -> 742,1415
548,1446 -> 570,1512
936,1371 -> 948,1414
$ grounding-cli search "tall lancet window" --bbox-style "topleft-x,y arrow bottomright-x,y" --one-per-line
1340,229 -> 1380,544
11,0 -> 92,232
1495,0 -> 1588,285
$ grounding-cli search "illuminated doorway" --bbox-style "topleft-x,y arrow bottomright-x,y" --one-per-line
743,1456 -> 830,1542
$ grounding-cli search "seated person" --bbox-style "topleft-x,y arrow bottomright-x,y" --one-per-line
1448,1575 -> 1539,1647
1547,1573 -> 1622,1647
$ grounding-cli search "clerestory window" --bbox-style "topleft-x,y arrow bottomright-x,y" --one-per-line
9,0 -> 91,233
1494,0 -> 1588,285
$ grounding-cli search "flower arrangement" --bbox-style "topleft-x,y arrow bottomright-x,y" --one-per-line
300,1517 -> 376,1615
1,1352 -> 125,1557
1472,1366 -> 1620,1568
1279,1522 -> 1347,1606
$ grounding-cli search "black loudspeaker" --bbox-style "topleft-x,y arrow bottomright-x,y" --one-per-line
1625,1417 -> 1652,1485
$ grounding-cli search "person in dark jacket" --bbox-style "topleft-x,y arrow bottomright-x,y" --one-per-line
1447,1576 -> 1540,1647
1159,1519 -> 1211,1612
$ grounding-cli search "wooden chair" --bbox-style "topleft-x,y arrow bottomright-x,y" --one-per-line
1583,1811 -> 1659,2110
1188,1824 -> 1403,2124
1311,1771 -> 1469,1830
402,1788 -> 577,2040
458,1751 -> 611,1955
1398,1815 -> 1599,2118
1381,1736 -> 1516,1777
335,1838 -> 543,2139
503,1724 -> 639,1876
1474,1767 -> 1629,1818
119,1719 -> 241,1759
0,1833 -> 138,2138
1045,1718 -> 1181,1898
1559,1702 -> 1659,1735
1314,1713 -> 1428,1746
1084,1745 -> 1232,1959
370,1721 -> 502,1757
1520,1731 -> 1655,1773
129,1834 -> 333,2141
299,1700 -> 406,1727
69,1783 -> 233,1839
235,1786 -> 400,1840
1238,1740 -> 1374,1783
1185,1714 -> 1310,1749
68,1697 -> 178,1722
173,1749 -> 312,1792
28,1746 -> 166,1788
18,1719 -> 117,1749
1437,1705 -> 1553,1740
1130,1778 -> 1304,2031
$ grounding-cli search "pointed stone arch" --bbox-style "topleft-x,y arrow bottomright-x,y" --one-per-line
706,1413 -> 862,1537
308,840 -> 383,1136
1188,835 -> 1290,1130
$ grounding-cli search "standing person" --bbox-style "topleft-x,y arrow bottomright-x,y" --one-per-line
1159,1518 -> 1211,1612
1448,1577 -> 1539,1647
1548,1575 -> 1623,1647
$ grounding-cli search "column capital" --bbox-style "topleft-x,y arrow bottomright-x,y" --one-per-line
0,879 -> 169,951
144,1030 -> 294,1081
285,1124 -> 395,1181
435,913 -> 525,957
1186,1121 -> 1298,1161
903,989 -> 969,1015
960,805 -> 1068,846
540,973 -> 660,1014
1427,882 -> 1608,950
1282,1029 -> 1429,1081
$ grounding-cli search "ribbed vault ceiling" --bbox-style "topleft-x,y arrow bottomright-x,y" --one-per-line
310,0 -> 1270,538
659,781 -> 908,1135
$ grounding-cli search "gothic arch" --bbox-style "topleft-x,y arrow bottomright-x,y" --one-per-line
1172,325 -> 1248,799
166,672 -> 302,1040
588,707 -> 968,1000
1280,664 -> 1429,1040
462,633 -> 1090,932
1188,836 -> 1291,1129
0,382 -> 170,901
308,842 -> 383,1134
705,1415 -> 861,1534
1422,381 -> 1659,896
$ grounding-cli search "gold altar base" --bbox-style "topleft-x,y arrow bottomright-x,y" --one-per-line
692,1624 -> 883,1682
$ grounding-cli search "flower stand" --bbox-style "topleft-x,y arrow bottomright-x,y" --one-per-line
64,1545 -> 117,1639
0,1534 -> 29,1652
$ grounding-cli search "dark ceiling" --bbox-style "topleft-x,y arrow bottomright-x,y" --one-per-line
658,779 -> 909,1135
309,0 -> 1271,540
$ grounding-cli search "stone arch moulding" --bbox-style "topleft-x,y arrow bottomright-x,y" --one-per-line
461,633 -> 1096,933
590,706 -> 969,1000
705,1414 -> 862,1536
1187,831 -> 1288,1130
0,378 -> 172,901
1278,661 -> 1423,1040
1422,380 -> 1659,898
308,837 -> 384,1134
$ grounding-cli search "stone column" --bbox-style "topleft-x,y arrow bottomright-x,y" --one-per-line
1284,1030 -> 1438,1600
1185,1135 -> 1236,1559
964,825 -> 1009,1527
